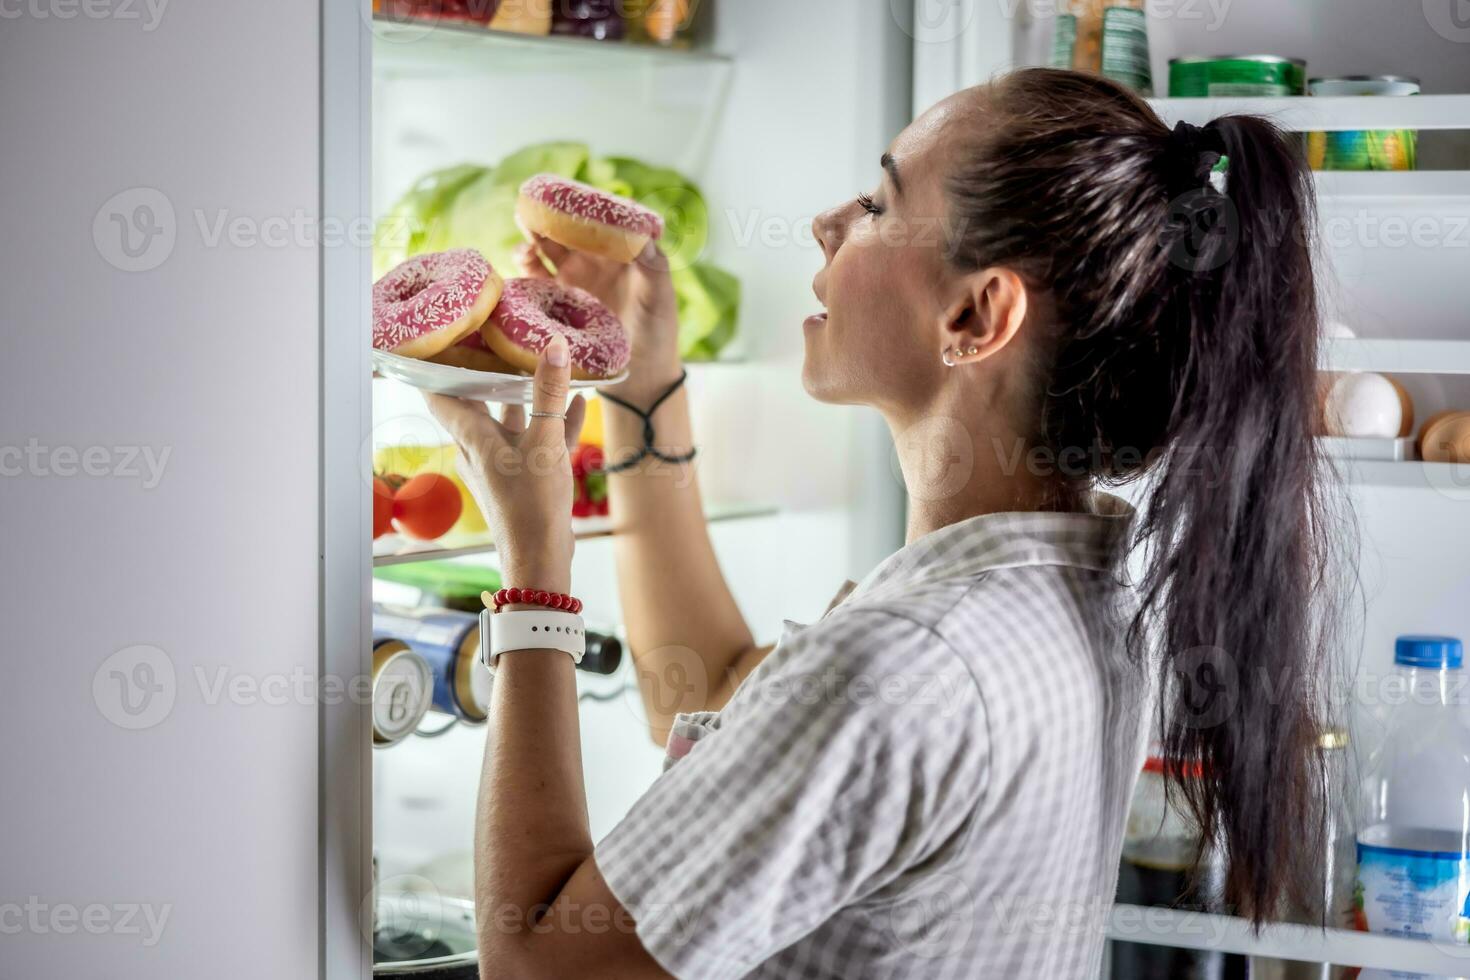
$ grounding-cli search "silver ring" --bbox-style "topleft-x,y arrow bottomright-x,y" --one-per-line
529,411 -> 566,421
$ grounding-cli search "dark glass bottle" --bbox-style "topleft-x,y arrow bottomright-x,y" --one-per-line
551,0 -> 625,40
1110,757 -> 1249,980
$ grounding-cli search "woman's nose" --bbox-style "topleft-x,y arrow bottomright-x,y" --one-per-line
813,204 -> 845,262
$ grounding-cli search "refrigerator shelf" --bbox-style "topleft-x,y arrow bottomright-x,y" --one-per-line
1314,170 -> 1470,200
1149,94 -> 1470,133
1335,458 -> 1470,492
371,14 -> 731,78
373,501 -> 779,567
1109,905 -> 1470,975
1321,338 -> 1470,375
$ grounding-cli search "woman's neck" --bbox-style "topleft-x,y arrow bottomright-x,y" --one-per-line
890,414 -> 1057,543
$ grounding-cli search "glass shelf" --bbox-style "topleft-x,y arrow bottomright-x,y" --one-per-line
373,501 -> 778,567
371,14 -> 731,78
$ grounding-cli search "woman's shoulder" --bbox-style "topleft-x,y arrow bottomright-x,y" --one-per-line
726,604 -> 987,732
835,564 -> 1135,697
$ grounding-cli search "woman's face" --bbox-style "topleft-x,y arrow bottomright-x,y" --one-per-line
804,95 -> 973,412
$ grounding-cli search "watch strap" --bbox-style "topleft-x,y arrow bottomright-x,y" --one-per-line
480,608 -> 585,673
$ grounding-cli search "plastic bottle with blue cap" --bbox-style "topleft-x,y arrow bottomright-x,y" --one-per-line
1356,635 -> 1470,978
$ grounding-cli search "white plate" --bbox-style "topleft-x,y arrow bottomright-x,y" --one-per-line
371,349 -> 627,403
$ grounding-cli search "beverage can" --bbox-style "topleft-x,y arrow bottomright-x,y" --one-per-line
374,604 -> 490,724
370,639 -> 434,747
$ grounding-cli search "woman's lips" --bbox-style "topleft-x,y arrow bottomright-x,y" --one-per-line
804,312 -> 828,328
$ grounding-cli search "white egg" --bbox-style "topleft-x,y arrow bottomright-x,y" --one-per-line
1324,372 -> 1403,438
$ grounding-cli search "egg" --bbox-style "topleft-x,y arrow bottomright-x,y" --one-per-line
1421,411 -> 1470,464
1384,375 -> 1415,437
1323,372 -> 1405,438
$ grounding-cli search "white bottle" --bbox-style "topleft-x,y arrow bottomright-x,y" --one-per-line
1358,635 -> 1470,980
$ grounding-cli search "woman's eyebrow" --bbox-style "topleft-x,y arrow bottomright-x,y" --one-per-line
881,153 -> 902,195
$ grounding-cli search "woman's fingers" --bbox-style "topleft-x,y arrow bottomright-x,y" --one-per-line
565,394 -> 587,452
634,239 -> 670,275
527,336 -> 571,443
423,392 -> 504,458
514,242 -> 553,281
530,233 -> 572,271
500,402 -> 526,434
515,234 -> 571,280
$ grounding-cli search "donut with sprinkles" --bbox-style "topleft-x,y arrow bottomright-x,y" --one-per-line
373,249 -> 503,361
517,174 -> 664,264
482,278 -> 630,381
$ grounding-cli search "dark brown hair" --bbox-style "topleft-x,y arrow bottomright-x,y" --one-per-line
945,67 -> 1338,922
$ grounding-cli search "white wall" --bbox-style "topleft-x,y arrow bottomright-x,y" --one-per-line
0,3 -> 327,978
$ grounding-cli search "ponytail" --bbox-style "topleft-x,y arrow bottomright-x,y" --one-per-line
946,69 -> 1340,921
1140,112 -> 1334,921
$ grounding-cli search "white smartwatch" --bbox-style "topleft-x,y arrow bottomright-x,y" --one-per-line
479,608 -> 586,675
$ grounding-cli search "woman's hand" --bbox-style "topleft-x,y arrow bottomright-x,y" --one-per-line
424,336 -> 587,595
516,234 -> 683,404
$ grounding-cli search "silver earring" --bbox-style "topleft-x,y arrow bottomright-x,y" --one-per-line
942,345 -> 981,367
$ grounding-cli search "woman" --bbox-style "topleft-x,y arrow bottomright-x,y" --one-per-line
427,68 -> 1333,978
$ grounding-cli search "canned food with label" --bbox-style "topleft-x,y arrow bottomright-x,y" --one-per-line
1306,77 -> 1420,171
1168,55 -> 1307,97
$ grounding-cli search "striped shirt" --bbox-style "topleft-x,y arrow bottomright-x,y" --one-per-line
596,495 -> 1148,978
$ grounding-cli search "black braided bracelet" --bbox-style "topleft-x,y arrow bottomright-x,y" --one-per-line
599,370 -> 698,474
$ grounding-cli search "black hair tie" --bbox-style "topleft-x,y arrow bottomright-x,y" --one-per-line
1163,120 -> 1229,196
599,370 -> 698,474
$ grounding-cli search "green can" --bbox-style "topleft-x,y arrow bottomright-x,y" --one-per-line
1168,55 -> 1307,97
1306,76 -> 1420,172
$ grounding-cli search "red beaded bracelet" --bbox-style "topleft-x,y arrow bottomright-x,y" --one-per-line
487,588 -> 583,615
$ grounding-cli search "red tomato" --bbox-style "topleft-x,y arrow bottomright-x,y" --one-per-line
571,443 -> 605,477
372,476 -> 397,539
392,472 -> 463,540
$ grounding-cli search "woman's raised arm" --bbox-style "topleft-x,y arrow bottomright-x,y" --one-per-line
517,238 -> 771,744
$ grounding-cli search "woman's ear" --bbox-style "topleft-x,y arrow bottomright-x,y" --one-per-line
938,268 -> 1029,363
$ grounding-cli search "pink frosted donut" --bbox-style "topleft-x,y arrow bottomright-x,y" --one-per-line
373,248 -> 504,360
516,174 -> 664,264
427,328 -> 519,375
482,278 -> 630,381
